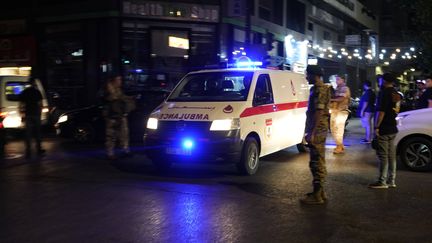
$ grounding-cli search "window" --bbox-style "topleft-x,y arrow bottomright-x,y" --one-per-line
5,82 -> 30,101
253,74 -> 274,106
168,71 -> 253,102
323,31 -> 331,41
259,0 -> 283,26
308,22 -> 314,31
286,0 -> 306,34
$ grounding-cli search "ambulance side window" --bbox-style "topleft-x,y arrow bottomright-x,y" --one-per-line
253,74 -> 274,106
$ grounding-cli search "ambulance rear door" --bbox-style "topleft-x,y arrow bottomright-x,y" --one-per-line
243,72 -> 277,156
270,71 -> 308,150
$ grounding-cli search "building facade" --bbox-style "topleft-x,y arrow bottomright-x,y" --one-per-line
0,0 -> 379,108
220,0 -> 379,97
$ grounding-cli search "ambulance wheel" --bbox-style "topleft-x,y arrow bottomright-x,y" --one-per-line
237,137 -> 260,175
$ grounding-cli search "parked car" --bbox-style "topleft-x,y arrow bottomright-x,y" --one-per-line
395,108 -> 432,171
55,89 -> 170,143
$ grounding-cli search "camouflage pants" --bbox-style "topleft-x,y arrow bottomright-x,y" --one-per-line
309,129 -> 328,186
105,117 -> 130,156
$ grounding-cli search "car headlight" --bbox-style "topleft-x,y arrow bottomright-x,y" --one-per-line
147,118 -> 158,130
57,115 -> 68,123
210,118 -> 240,131
396,114 -> 409,126
42,108 -> 49,113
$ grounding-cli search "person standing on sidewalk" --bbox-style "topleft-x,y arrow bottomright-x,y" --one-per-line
416,76 -> 432,109
359,80 -> 376,144
369,73 -> 400,189
19,77 -> 45,158
103,74 -> 134,160
301,65 -> 331,205
330,75 -> 351,154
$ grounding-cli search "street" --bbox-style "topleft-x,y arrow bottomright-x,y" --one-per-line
1,119 -> 431,243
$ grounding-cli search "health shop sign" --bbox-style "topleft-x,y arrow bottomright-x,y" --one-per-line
123,1 -> 219,23
0,36 -> 36,67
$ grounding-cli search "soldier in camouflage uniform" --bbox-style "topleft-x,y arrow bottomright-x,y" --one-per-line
301,65 -> 331,205
104,75 -> 134,160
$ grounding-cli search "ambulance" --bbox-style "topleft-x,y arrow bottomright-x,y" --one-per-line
144,65 -> 309,175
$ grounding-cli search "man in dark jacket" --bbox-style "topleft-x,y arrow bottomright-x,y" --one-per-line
416,77 -> 432,109
20,77 -> 45,158
359,80 -> 376,143
369,73 -> 400,189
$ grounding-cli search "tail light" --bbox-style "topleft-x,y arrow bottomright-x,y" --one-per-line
0,111 -> 6,129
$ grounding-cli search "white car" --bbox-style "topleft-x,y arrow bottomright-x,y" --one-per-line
395,108 -> 432,171
0,75 -> 49,128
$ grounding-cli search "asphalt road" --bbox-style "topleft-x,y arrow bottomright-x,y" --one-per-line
1,119 -> 431,243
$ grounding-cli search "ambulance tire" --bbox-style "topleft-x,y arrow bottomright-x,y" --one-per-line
237,137 -> 260,175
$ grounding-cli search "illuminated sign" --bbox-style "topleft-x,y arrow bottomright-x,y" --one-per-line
284,35 -> 308,73
307,58 -> 318,65
168,36 -> 189,50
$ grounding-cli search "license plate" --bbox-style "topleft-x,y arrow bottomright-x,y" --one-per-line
165,147 -> 192,156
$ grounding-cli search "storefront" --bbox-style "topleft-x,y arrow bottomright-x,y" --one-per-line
120,1 -> 220,91
33,1 -> 220,109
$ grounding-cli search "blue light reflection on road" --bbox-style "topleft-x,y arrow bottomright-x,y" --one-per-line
137,182 -> 238,242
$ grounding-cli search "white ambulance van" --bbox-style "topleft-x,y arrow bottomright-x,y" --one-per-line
0,75 -> 49,129
144,68 -> 309,175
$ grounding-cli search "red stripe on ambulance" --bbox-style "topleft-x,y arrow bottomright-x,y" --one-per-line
239,101 -> 308,118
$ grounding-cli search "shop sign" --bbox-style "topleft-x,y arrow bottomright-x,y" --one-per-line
345,35 -> 361,46
123,1 -> 219,23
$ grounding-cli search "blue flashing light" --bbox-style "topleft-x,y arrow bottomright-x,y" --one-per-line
135,69 -> 143,73
182,139 -> 194,149
236,61 -> 263,68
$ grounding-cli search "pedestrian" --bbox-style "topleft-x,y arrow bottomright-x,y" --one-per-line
369,73 -> 400,189
19,77 -> 45,158
330,75 -> 351,154
358,80 -> 376,144
103,74 -> 134,160
301,65 -> 331,205
416,76 -> 432,109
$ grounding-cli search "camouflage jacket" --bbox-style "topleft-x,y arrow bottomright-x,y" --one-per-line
305,82 -> 331,133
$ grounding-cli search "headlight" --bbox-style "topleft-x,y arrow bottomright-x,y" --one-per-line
210,118 -> 240,131
147,118 -> 158,130
3,116 -> 21,128
57,115 -> 68,123
42,108 -> 49,113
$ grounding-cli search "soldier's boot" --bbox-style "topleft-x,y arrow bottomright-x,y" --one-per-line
321,188 -> 327,201
307,188 -> 327,201
301,184 -> 324,205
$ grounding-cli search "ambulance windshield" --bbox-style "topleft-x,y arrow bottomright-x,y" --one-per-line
168,71 -> 253,101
